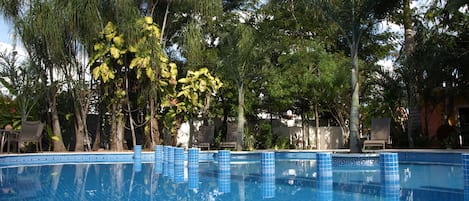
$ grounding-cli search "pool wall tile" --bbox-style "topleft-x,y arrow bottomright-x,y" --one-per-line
188,148 -> 199,189
317,152 -> 333,179
174,148 -> 184,183
261,152 -> 276,198
154,145 -> 163,173
462,153 -> 469,200
261,152 -> 275,176
218,150 -> 231,193
0,150 -> 466,167
380,153 -> 400,201
398,152 -> 462,164
188,148 -> 199,168
154,145 -> 163,162
317,152 -> 333,201
168,147 -> 175,179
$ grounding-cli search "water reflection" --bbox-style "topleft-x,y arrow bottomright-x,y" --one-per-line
218,168 -> 231,193
261,174 -> 275,199
317,179 -> 333,201
3,154 -> 463,201
0,166 -> 44,199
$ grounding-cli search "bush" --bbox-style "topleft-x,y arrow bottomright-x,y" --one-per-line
274,137 -> 290,150
257,122 -> 273,149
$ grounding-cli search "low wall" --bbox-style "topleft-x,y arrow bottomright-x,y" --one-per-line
177,119 -> 345,149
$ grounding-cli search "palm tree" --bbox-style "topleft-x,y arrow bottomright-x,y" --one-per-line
314,0 -> 400,152
402,0 -> 417,148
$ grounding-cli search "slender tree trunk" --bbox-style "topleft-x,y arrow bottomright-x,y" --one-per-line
223,97 -> 229,141
315,104 -> 320,149
159,0 -> 171,45
92,102 -> 103,150
203,92 -> 211,126
49,71 -> 66,151
149,98 -> 161,147
72,88 -> 90,151
189,119 -> 194,148
110,104 -> 117,150
92,121 -> 101,151
404,0 -> 417,148
116,113 -> 125,151
50,94 -> 66,151
349,43 -> 361,153
330,106 -> 348,148
236,81 -> 245,151
125,75 -> 137,148
301,113 -> 308,149
74,105 -> 85,151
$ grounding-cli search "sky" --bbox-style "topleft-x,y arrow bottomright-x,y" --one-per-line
0,16 -> 11,44
0,16 -> 13,47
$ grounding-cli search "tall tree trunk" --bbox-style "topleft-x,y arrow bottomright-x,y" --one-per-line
92,121 -> 101,151
116,113 -> 125,151
315,104 -> 320,149
74,105 -> 85,151
92,99 -> 104,150
189,119 -> 194,148
404,0 -> 417,148
349,43 -> 361,153
72,89 -> 90,151
223,96 -> 229,139
49,71 -> 66,151
203,92 -> 211,126
236,81 -> 245,151
301,113 -> 308,149
110,102 -> 125,151
159,0 -> 171,45
149,98 -> 161,147
125,75 -> 137,148
50,94 -> 66,151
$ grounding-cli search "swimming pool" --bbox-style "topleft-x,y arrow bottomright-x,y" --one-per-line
0,149 -> 466,201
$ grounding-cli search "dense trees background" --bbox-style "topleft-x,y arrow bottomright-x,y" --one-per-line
0,0 -> 467,152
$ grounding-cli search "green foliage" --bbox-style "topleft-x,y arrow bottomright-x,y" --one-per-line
257,122 -> 273,149
406,2 -> 468,97
164,67 -> 223,134
0,95 -> 21,127
0,50 -> 45,121
90,16 -> 224,138
274,137 -> 291,150
244,126 -> 256,151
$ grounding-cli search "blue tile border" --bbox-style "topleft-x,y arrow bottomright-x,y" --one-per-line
0,150 -> 466,167
398,151 -> 462,165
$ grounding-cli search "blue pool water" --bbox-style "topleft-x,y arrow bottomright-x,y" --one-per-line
0,151 -> 465,201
